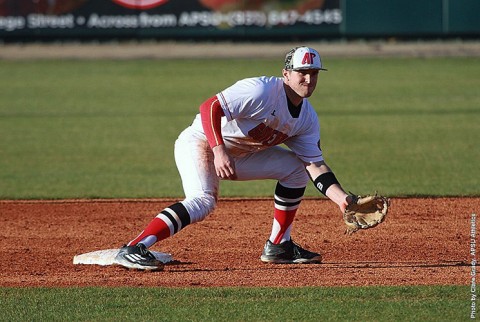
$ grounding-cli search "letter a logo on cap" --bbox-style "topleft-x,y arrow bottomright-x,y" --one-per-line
302,52 -> 316,65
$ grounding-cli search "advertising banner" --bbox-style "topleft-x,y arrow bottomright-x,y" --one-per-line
0,0 -> 342,40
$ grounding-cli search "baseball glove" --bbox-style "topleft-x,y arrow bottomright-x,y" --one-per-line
343,193 -> 389,235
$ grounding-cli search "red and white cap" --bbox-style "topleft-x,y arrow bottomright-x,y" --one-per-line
284,46 -> 327,71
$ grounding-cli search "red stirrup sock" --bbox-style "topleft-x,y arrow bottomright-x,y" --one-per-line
128,202 -> 191,248
268,183 -> 306,244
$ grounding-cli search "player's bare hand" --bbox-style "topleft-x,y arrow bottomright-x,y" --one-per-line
340,195 -> 354,213
212,145 -> 237,179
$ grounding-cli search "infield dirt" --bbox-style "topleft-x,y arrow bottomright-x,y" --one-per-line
0,197 -> 477,287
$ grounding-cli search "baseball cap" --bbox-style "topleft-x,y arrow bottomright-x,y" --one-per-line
284,46 -> 327,71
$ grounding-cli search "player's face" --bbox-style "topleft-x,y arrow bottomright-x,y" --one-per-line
283,69 -> 319,99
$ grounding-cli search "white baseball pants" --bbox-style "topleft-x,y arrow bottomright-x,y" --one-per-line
174,127 -> 309,223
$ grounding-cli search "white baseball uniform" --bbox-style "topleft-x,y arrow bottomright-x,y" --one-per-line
174,76 -> 324,224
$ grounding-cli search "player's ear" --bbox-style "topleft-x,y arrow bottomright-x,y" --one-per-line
282,69 -> 290,80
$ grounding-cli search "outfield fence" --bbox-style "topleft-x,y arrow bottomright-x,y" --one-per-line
0,0 -> 479,42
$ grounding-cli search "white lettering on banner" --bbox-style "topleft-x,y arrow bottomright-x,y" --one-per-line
0,16 -> 26,31
138,13 -> 176,27
178,11 -> 219,27
178,10 -> 339,27
268,9 -> 342,26
87,14 -> 139,28
0,9 -> 342,31
230,11 -> 267,27
302,9 -> 342,24
28,14 -> 75,29
268,10 -> 299,26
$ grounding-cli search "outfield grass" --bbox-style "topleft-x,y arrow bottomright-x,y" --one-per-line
0,286 -> 472,321
0,57 -> 478,198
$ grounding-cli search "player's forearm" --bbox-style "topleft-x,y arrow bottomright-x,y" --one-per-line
200,95 -> 225,148
306,161 -> 350,211
305,161 -> 331,178
325,184 -> 350,211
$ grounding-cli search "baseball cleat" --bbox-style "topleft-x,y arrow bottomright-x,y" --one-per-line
260,239 -> 322,264
114,243 -> 164,271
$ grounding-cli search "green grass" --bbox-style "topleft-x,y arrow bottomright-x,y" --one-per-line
0,285 -> 472,321
0,57 -> 478,198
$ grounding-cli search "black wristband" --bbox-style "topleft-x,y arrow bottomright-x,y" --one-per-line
313,172 -> 340,196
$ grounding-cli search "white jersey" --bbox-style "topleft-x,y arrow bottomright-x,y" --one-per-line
190,76 -> 323,163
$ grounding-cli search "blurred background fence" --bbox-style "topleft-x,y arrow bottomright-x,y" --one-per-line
0,0 -> 479,42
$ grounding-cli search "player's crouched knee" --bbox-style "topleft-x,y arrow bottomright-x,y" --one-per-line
183,194 -> 217,224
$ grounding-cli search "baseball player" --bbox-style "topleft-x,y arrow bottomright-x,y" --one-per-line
115,46 -> 354,270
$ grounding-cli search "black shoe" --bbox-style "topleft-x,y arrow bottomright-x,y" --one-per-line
114,243 -> 164,271
260,239 -> 322,264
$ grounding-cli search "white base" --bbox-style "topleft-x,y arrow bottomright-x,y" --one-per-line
73,248 -> 173,266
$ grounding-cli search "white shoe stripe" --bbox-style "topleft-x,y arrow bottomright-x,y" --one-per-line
125,254 -> 143,262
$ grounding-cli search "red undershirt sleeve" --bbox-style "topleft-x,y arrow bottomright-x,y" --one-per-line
199,95 -> 225,149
